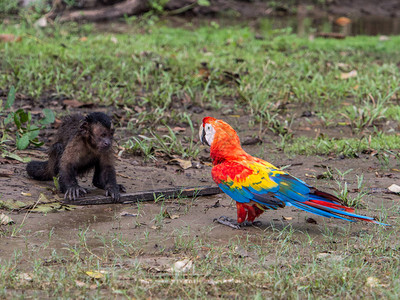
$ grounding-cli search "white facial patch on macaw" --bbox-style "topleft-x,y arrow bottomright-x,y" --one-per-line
199,123 -> 216,147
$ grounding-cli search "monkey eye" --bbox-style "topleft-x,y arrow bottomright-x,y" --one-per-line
101,133 -> 107,138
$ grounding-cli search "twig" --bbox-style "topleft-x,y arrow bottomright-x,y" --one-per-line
62,185 -> 222,206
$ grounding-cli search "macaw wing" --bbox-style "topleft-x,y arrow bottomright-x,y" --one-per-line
212,160 -> 387,225
211,161 -> 285,210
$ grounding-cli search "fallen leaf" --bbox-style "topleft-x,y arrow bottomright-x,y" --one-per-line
79,37 -> 88,42
35,17 -> 47,28
316,252 -> 343,262
162,209 -> 179,220
379,35 -> 389,41
366,276 -> 380,288
21,192 -> 32,197
234,246 -> 249,258
0,199 -> 28,210
0,169 -> 13,177
17,273 -> 33,282
168,259 -> 193,273
30,203 -> 75,213
38,193 -> 52,204
110,36 -> 118,44
335,17 -> 351,26
0,213 -> 14,225
75,280 -> 86,287
86,270 -> 107,279
337,62 -> 350,70
340,70 -> 357,80
282,216 -> 293,221
0,34 -> 22,43
172,126 -> 186,133
169,158 -> 192,170
196,67 -> 210,81
388,184 -> 400,194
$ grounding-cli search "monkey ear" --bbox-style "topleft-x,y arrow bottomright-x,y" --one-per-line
80,121 -> 90,134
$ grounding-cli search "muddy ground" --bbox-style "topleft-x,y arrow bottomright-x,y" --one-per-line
1,106 -> 399,266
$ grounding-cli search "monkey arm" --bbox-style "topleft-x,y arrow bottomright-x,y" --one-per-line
92,158 -> 125,202
59,164 -> 87,200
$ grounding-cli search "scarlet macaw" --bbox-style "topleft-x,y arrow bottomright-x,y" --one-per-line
199,116 -> 387,227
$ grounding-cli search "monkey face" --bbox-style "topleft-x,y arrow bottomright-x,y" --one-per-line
91,124 -> 114,151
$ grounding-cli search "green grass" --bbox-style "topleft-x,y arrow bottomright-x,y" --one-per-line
1,217 -> 399,299
1,20 -> 399,158
1,22 -> 400,111
284,134 -> 400,157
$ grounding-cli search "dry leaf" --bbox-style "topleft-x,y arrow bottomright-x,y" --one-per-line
388,184 -> 400,194
340,70 -> 357,80
282,216 -> 293,221
337,62 -> 350,70
0,34 -> 22,43
86,270 -> 107,279
21,192 -> 32,197
75,280 -> 86,287
17,273 -> 33,282
172,126 -> 186,133
335,17 -> 351,26
35,17 -> 47,28
0,169 -> 14,177
0,213 -> 14,225
168,259 -> 193,273
162,209 -> 179,219
79,37 -> 88,42
366,276 -> 380,288
169,158 -> 192,170
110,36 -> 118,44
316,252 -> 343,262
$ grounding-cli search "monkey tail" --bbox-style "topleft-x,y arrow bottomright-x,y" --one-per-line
26,160 -> 53,181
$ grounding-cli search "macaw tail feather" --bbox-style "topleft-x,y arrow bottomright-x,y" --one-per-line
292,198 -> 389,226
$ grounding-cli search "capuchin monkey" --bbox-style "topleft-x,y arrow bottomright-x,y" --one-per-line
26,112 -> 125,201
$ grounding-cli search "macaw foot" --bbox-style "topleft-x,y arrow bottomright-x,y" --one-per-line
213,216 -> 262,229
214,216 -> 241,229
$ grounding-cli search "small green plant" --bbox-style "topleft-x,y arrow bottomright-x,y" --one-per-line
124,136 -> 156,161
333,169 -> 366,208
0,0 -> 19,14
2,87 -> 55,150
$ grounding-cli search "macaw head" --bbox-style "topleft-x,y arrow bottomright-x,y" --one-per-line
199,116 -> 217,147
199,117 -> 241,148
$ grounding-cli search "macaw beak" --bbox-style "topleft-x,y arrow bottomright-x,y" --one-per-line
199,126 -> 210,146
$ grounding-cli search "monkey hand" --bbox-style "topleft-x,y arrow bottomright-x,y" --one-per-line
105,185 -> 121,202
64,186 -> 87,201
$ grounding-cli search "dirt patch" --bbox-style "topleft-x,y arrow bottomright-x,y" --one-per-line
1,141 -> 399,260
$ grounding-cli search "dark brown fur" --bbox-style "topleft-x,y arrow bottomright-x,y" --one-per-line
26,112 -> 125,201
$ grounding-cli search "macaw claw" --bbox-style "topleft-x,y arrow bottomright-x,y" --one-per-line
214,216 -> 262,229
214,216 -> 241,229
